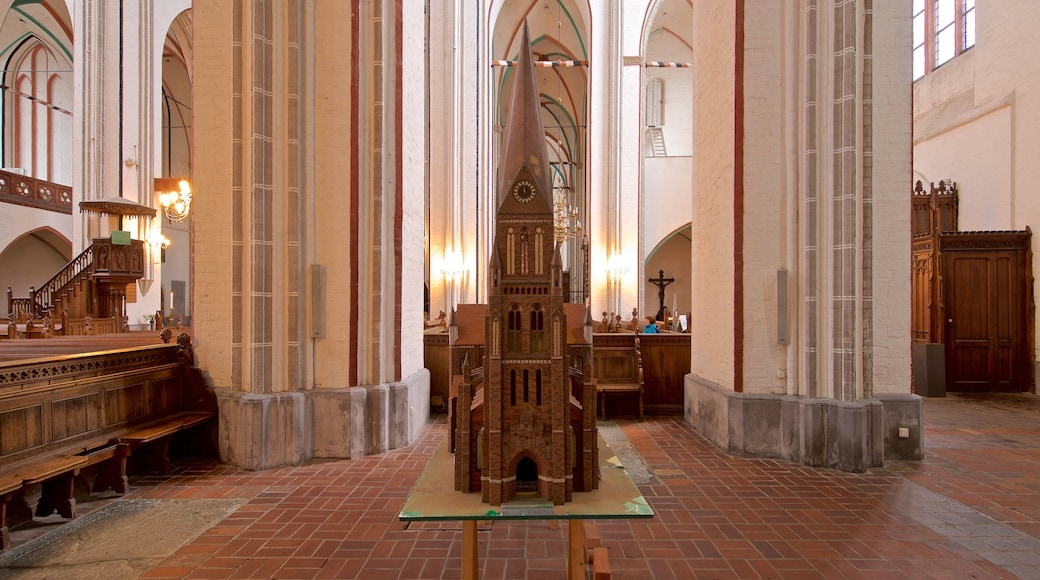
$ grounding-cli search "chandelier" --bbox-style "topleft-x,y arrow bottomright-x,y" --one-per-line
553,188 -> 582,243
156,178 -> 192,222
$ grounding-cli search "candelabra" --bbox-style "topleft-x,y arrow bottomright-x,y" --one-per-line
553,189 -> 582,243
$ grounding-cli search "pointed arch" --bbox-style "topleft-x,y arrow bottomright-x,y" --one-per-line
3,34 -> 72,183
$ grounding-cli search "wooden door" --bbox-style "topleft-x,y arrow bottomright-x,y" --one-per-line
942,241 -> 1031,392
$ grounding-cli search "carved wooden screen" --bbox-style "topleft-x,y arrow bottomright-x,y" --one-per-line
910,180 -> 959,344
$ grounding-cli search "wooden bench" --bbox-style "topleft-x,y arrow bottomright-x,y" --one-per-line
117,411 -> 214,475
0,340 -> 215,549
592,333 -> 644,420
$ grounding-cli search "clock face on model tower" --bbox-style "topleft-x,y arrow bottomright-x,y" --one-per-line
511,179 -> 536,203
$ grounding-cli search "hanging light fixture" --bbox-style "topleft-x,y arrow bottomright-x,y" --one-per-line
155,178 -> 192,222
552,182 -> 582,244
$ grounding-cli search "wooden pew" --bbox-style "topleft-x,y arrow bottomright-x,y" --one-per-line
592,333 -> 644,420
0,337 -> 215,549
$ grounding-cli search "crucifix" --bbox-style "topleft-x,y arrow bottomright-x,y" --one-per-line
648,269 -> 675,321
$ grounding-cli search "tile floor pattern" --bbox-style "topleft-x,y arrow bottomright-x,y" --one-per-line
11,393 -> 1040,579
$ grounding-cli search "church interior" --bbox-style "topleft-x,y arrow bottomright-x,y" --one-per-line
2,1 -> 1040,578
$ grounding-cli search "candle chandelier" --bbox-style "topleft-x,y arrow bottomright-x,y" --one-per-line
553,188 -> 582,244
155,178 -> 192,222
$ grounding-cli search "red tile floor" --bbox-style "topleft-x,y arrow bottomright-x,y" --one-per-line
13,392 -> 1040,579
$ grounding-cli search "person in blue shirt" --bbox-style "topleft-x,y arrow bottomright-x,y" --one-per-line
642,316 -> 659,333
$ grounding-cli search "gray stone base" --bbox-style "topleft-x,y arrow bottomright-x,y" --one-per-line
684,374 -> 923,472
216,368 -> 431,470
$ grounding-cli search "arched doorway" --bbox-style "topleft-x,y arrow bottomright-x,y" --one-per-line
515,456 -> 539,495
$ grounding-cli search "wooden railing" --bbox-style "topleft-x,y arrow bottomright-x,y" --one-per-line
5,289 -> 35,320
0,169 -> 72,214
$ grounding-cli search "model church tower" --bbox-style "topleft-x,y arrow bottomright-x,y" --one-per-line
450,23 -> 597,505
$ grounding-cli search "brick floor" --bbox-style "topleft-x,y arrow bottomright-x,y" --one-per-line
11,392 -> 1040,578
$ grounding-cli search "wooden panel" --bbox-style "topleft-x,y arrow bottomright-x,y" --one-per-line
50,393 -> 101,441
424,333 -> 451,407
594,354 -> 636,382
590,333 -> 691,416
105,383 -> 151,426
638,334 -> 691,415
0,404 -> 44,455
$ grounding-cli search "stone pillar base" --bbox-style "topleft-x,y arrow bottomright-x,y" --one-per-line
216,391 -> 310,471
217,368 -> 431,469
684,374 -> 923,472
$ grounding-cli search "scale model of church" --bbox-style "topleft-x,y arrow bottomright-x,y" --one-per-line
448,23 -> 598,506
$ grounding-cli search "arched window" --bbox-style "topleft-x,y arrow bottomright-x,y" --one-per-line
5,38 -> 72,183
536,370 -> 542,406
523,369 -> 529,403
530,303 -> 544,352
507,304 -> 522,352
510,369 -> 517,406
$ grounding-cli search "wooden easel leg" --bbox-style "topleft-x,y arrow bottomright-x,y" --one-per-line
462,520 -> 478,580
568,519 -> 584,580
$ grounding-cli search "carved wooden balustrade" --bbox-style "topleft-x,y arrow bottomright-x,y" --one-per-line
0,169 -> 72,214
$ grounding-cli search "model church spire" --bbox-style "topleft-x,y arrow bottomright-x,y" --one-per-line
496,21 -> 551,210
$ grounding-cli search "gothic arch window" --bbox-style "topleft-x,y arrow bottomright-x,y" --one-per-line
507,227 -> 516,274
507,303 -> 521,352
477,427 -> 485,469
523,369 -> 529,403
536,369 -> 542,406
530,303 -> 545,352
519,227 -> 529,275
510,369 -> 517,406
5,38 -> 72,183
534,226 -> 544,274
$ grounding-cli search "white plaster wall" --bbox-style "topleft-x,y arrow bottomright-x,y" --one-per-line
689,1 -> 735,389
643,156 -> 692,253
915,107 -> 1012,230
0,206 -> 71,260
0,231 -> 70,317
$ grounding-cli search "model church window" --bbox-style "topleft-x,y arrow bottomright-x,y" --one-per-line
508,304 -> 521,352
510,369 -> 517,406
530,304 -> 545,351
536,370 -> 542,406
